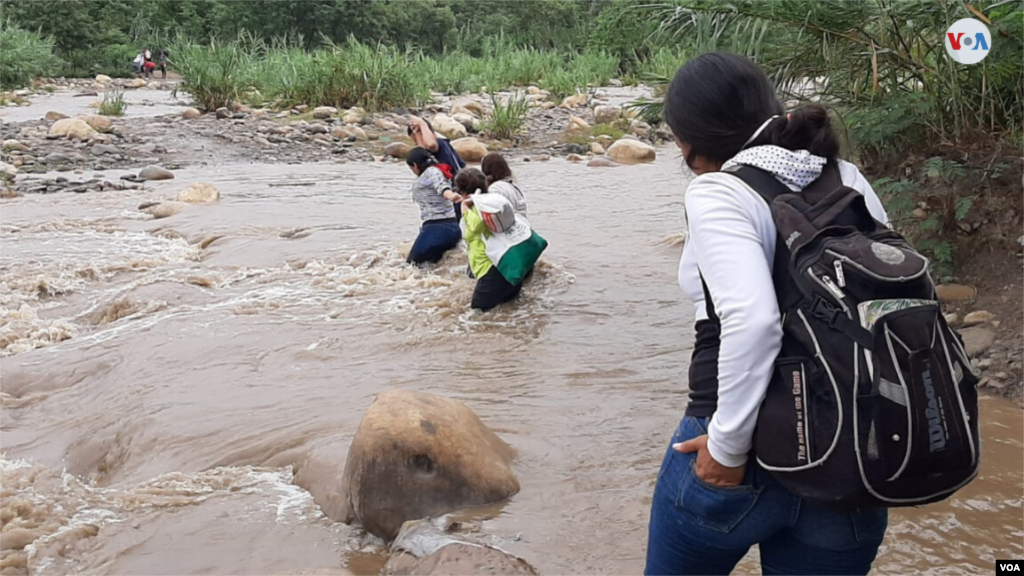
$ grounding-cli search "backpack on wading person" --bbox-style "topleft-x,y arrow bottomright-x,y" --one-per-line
715,160 -> 981,509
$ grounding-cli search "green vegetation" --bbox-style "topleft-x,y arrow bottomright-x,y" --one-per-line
98,88 -> 128,116
485,92 -> 531,140
0,20 -> 61,89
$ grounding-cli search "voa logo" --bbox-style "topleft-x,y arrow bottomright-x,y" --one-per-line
946,18 -> 992,65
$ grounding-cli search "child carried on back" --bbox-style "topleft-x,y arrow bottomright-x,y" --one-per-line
454,168 -> 547,312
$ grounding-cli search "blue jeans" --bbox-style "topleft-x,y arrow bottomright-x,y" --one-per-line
408,219 -> 461,265
645,416 -> 887,576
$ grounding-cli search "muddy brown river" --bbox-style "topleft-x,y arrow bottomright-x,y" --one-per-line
1,153 -> 1021,575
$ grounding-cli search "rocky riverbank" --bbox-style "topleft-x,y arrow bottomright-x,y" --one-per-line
2,77 -> 669,200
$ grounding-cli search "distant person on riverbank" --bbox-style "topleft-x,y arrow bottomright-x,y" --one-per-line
405,147 -> 462,265
481,152 -> 528,220
156,49 -> 170,79
455,167 -> 547,311
645,52 -> 892,576
133,50 -> 145,76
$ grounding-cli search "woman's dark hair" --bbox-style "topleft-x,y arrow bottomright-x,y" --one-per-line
406,147 -> 438,173
454,168 -> 488,195
480,152 -> 513,186
664,52 -> 839,168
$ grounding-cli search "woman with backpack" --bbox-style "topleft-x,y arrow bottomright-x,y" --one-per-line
405,147 -> 462,265
454,168 -> 546,311
645,53 -> 893,575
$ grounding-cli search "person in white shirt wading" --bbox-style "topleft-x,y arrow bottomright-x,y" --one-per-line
645,53 -> 890,575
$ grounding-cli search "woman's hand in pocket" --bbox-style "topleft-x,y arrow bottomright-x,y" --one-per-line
675,434 -> 746,487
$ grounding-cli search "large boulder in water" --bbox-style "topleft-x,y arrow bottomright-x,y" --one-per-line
451,138 -> 488,163
341,390 -> 520,540
607,139 -> 656,164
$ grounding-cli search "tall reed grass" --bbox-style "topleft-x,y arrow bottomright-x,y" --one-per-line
0,20 -> 61,89
170,35 -> 625,112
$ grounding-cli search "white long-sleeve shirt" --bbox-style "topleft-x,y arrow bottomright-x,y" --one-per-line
678,150 -> 889,468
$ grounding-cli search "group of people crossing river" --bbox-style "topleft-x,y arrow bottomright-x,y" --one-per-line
403,115 -> 546,312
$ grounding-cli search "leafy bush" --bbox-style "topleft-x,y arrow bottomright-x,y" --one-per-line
485,92 -> 531,140
0,20 -> 61,89
648,0 -> 1022,151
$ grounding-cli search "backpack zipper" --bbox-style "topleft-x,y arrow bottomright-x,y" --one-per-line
834,260 -> 847,287
821,274 -> 846,300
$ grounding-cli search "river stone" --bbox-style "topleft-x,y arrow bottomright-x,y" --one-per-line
348,126 -> 368,141
2,139 -> 27,152
589,142 -> 606,155
431,114 -> 468,140
95,74 -> 112,83
568,116 -> 589,131
45,111 -> 69,121
588,156 -> 620,168
83,115 -> 113,133
91,144 -> 119,156
130,78 -> 147,88
49,118 -> 97,140
182,107 -> 202,120
139,200 -> 187,219
331,126 -> 351,139
375,119 -> 402,132
385,518 -> 538,576
959,327 -> 995,357
0,161 -> 17,180
215,107 -> 231,119
451,99 -> 484,117
340,390 -> 520,540
607,139 -> 656,164
342,112 -> 362,124
307,123 -> 328,134
963,310 -> 995,326
384,142 -> 410,159
561,93 -> 588,108
139,165 -> 175,181
936,284 -> 976,302
312,106 -> 337,119
451,138 -> 488,163
386,543 -> 538,576
177,182 -> 220,203
451,113 -> 480,133
43,152 -> 74,164
629,120 -> 652,137
593,105 -> 621,125
567,153 -> 585,162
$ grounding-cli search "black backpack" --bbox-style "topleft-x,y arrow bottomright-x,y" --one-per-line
715,161 -> 980,509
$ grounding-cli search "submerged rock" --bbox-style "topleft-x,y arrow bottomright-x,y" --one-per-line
139,165 -> 174,181
340,390 -> 519,540
177,182 -> 220,203
384,518 -> 538,576
139,200 -> 187,219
